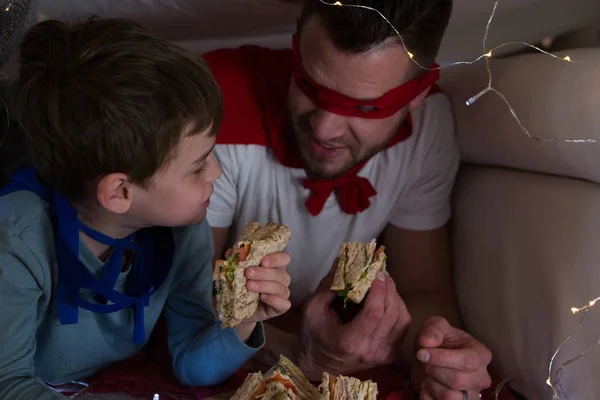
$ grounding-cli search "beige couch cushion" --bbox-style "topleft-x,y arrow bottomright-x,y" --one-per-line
442,46 -> 600,399
440,47 -> 600,182
453,166 -> 600,400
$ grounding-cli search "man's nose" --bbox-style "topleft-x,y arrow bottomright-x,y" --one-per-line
310,110 -> 345,142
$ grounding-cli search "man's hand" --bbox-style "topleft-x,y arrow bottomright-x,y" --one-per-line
412,317 -> 492,400
297,262 -> 411,380
232,251 -> 292,342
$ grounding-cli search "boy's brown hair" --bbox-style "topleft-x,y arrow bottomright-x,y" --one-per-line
12,17 -> 222,200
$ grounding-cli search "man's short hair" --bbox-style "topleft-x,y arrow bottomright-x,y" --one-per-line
298,0 -> 453,67
12,17 -> 222,200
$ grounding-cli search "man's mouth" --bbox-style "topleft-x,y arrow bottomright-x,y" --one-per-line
309,137 -> 345,158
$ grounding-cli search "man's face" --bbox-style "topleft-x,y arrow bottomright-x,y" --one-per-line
288,16 -> 418,179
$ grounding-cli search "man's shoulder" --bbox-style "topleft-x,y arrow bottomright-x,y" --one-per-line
203,45 -> 292,88
204,46 -> 292,147
402,92 -> 456,152
419,91 -> 453,120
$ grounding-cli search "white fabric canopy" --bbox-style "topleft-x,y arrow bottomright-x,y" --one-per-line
38,0 -> 600,61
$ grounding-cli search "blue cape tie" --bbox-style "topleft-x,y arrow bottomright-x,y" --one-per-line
0,168 -> 174,344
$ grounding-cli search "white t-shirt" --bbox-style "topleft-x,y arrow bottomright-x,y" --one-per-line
207,93 -> 459,306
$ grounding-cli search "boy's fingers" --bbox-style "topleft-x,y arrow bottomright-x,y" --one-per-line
261,252 -> 291,268
245,266 -> 291,287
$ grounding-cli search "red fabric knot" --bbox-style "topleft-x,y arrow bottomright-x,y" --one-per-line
303,174 -> 377,216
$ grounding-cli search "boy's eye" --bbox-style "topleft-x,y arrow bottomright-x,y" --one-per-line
193,162 -> 209,175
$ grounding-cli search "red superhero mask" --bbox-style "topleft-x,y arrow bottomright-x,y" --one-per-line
291,33 -> 440,119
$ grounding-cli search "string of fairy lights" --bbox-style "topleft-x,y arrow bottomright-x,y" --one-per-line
318,1 -> 600,399
322,0 -> 597,143
0,1 -> 599,399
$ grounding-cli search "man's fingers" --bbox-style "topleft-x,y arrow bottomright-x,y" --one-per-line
247,279 -> 290,299
337,273 -> 386,354
423,365 -> 492,392
419,388 -> 435,400
417,345 -> 491,372
246,266 -> 291,287
418,316 -> 453,348
261,252 -> 291,268
422,376 -> 464,400
370,275 -> 411,357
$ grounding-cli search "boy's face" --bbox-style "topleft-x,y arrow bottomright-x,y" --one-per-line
129,129 -> 221,228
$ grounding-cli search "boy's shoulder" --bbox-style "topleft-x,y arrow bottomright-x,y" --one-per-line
0,190 -> 52,241
171,220 -> 214,260
0,190 -> 54,287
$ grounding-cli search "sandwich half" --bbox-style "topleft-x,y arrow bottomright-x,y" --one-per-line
264,355 -> 321,400
229,356 -> 320,400
318,372 -> 378,400
230,372 -> 267,400
330,239 -> 387,305
214,222 -> 291,327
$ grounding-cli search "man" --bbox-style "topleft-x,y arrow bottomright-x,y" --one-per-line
204,0 -> 493,399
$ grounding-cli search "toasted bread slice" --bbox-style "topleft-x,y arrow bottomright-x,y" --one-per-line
264,355 -> 321,400
330,239 -> 386,305
319,372 -> 378,400
230,372 -> 267,400
214,222 -> 291,327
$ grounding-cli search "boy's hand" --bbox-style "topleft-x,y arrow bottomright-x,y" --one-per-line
224,249 -> 291,341
243,251 -> 292,322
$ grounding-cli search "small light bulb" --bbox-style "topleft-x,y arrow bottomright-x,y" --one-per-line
334,1 -> 342,5
407,51 -> 414,59
571,307 -> 578,314
546,378 -> 552,386
484,51 -> 492,57
563,55 -> 571,62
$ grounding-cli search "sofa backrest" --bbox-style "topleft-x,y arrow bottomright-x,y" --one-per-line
440,47 -> 600,399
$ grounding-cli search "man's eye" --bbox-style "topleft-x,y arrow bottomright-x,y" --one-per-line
354,104 -> 379,112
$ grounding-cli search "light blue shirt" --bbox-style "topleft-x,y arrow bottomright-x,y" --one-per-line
0,190 -> 264,399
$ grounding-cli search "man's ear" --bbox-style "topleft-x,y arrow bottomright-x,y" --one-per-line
408,85 -> 433,112
96,173 -> 133,215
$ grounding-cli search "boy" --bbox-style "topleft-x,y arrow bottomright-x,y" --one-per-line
0,18 -> 292,399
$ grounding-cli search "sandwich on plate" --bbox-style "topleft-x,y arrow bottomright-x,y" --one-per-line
330,239 -> 387,306
319,372 -> 378,400
214,222 -> 291,327
230,355 -> 321,400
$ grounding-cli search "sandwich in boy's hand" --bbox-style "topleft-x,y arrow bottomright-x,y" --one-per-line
319,372 -> 378,400
213,222 -> 291,328
330,239 -> 387,306
230,355 -> 320,400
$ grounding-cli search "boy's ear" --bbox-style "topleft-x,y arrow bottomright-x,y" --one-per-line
96,173 -> 133,215
408,85 -> 432,112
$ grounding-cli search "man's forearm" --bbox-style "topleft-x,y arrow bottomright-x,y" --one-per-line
245,323 -> 300,371
397,290 -> 461,370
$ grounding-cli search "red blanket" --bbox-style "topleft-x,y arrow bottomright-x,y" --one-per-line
79,320 -> 515,400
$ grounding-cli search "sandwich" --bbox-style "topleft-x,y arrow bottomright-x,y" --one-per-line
263,356 -> 321,400
318,373 -> 378,400
330,239 -> 387,306
229,356 -> 321,400
214,222 -> 291,327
